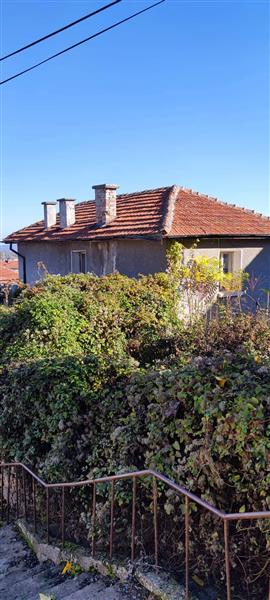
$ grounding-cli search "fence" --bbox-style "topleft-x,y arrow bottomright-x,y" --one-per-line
1,462 -> 269,600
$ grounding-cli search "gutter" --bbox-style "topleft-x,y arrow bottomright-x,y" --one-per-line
9,243 -> 26,284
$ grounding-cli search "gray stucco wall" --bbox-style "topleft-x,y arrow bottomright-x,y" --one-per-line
180,238 -> 270,290
18,238 -> 270,295
18,239 -> 167,286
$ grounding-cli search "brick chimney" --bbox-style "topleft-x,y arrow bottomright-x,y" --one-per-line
42,201 -> 57,229
92,184 -> 119,226
58,198 -> 76,229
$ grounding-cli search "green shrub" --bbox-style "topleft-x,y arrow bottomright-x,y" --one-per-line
0,270 -> 269,598
0,272 -> 180,365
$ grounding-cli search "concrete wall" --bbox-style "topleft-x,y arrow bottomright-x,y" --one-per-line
116,239 -> 167,276
173,238 -> 270,308
178,238 -> 270,288
18,239 -> 167,285
18,238 -> 270,294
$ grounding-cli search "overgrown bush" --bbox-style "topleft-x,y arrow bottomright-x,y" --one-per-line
0,265 -> 269,598
0,272 -> 180,365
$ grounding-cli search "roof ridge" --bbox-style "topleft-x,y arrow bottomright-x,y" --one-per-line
180,187 -> 270,221
117,186 -> 171,198
161,185 -> 180,234
75,200 -> 94,206
75,187 -> 172,207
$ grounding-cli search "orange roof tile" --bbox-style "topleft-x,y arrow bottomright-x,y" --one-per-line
170,188 -> 270,237
4,186 -> 270,243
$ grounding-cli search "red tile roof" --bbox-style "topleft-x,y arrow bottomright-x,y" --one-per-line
170,188 -> 270,237
4,186 -> 270,243
0,260 -> 19,283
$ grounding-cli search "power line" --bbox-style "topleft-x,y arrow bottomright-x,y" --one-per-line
0,0 -> 165,86
0,0 -> 122,62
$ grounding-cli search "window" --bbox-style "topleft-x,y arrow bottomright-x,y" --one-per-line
71,251 -> 86,274
220,252 -> 233,274
220,250 -> 242,274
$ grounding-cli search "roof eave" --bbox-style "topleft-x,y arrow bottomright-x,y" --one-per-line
165,233 -> 270,239
4,233 -> 164,244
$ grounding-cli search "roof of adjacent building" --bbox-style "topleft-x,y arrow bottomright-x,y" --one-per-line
4,185 -> 270,243
0,260 -> 19,283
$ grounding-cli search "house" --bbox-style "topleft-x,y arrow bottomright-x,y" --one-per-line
0,259 -> 19,305
0,259 -> 19,284
4,184 -> 270,299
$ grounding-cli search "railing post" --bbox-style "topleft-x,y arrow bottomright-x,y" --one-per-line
23,467 -> 27,520
185,495 -> 190,600
131,476 -> 136,561
1,465 -> 4,521
61,487 -> 65,549
152,476 -> 158,569
46,487 -> 49,543
92,482 -> 96,558
32,478 -> 37,532
224,519 -> 231,600
7,467 -> 11,524
16,466 -> 19,519
109,480 -> 115,560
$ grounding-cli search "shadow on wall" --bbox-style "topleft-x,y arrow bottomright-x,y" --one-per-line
243,246 -> 270,310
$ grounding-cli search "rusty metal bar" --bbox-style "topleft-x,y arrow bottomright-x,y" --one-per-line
0,459 -> 269,600
16,466 -> 19,519
151,470 -> 225,519
1,462 -> 269,522
46,470 -> 150,489
131,476 -> 136,561
46,487 -> 49,543
92,482 -> 96,558
61,487 -> 65,549
109,480 -> 115,560
224,519 -> 231,600
1,465 -> 4,521
223,511 -> 270,521
7,467 -> 11,524
0,460 -> 269,526
33,478 -> 37,533
0,462 -> 47,488
23,467 -> 27,520
153,476 -> 158,568
185,495 -> 190,600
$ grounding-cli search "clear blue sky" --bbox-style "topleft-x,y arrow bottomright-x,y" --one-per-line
0,0 -> 269,240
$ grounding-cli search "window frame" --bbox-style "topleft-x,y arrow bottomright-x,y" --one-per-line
220,251 -> 234,274
219,249 -> 243,274
218,249 -> 244,297
71,250 -> 87,274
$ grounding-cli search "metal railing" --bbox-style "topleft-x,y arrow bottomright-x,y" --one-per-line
1,462 -> 269,600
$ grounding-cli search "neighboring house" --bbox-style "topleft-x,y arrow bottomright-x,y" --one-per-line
3,184 -> 270,298
0,259 -> 19,284
0,259 -> 19,305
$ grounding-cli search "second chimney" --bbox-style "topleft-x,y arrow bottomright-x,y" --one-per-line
42,201 -> 57,229
92,184 -> 119,227
58,198 -> 76,229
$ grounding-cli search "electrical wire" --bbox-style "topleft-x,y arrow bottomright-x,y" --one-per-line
0,0 -> 122,62
0,0 -> 165,86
